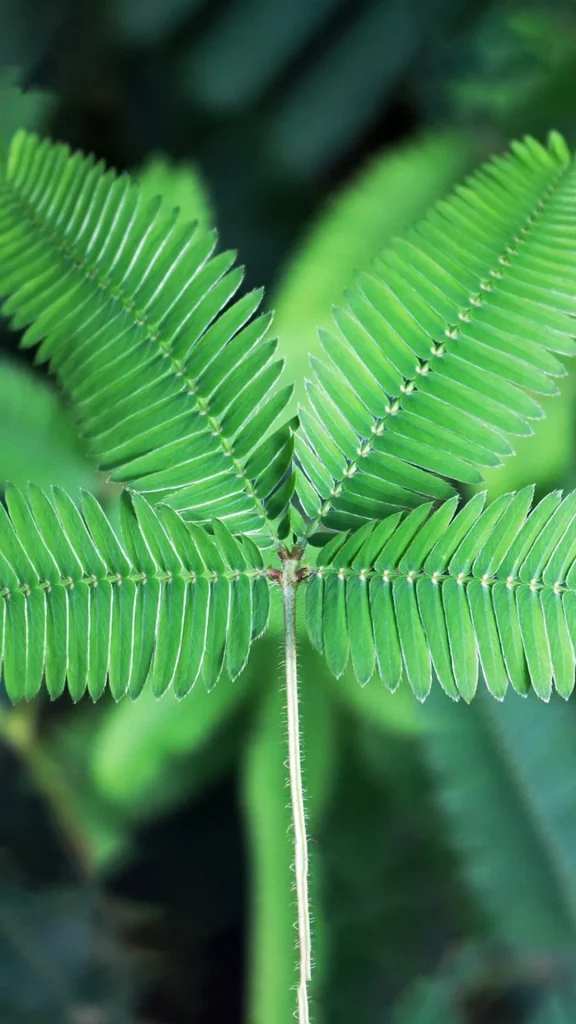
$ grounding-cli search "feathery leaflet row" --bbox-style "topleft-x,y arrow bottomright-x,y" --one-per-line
0,485 -> 269,702
296,133 -> 576,539
0,131 -> 294,547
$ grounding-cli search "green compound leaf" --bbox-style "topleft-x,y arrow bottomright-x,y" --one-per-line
295,132 -> 576,539
0,131 -> 293,546
0,486 -> 270,702
305,488 -> 576,701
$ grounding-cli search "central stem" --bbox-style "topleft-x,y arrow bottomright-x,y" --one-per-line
282,557 -> 311,1023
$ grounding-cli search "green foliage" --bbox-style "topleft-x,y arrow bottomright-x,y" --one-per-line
136,153 -> 212,230
1,131 -> 576,718
3,127 -> 576,1023
327,656 -> 418,734
75,154 -> 224,840
392,976 -> 461,1024
0,486 -> 269,702
477,372 -> 576,500
306,488 -> 576,701
91,644 -> 262,820
295,132 -> 576,537
387,944 -> 575,1024
265,0 -> 465,177
7,7 -> 576,1022
113,0 -> 199,45
0,358 -> 94,491
530,991 -> 576,1024
422,687 -> 576,947
0,69 -> 52,158
319,712 -> 472,1024
449,2 -> 576,140
0,131 -> 293,546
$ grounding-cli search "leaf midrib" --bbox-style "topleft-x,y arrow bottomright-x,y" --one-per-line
310,565 -> 571,597
0,566 -> 266,598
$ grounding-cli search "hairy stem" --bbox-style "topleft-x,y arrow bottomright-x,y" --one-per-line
282,559 -> 311,1023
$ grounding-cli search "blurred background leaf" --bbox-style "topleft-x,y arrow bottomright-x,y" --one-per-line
421,689 -> 576,950
136,153 -> 212,228
392,975 -> 463,1024
0,872 -> 133,1024
0,358 -> 94,492
0,67 -> 52,155
91,652 -> 263,829
242,639 -> 336,1024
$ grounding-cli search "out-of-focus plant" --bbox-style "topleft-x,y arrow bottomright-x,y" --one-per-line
0,868 -> 133,1024
0,358 -> 94,493
442,1 -> 576,140
0,68 -> 51,157
424,687 -> 576,948
137,153 -> 213,228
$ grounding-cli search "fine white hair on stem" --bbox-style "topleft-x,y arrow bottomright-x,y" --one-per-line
282,557 -> 311,1024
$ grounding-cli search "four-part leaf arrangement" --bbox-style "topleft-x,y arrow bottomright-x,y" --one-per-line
0,128 -> 576,1022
